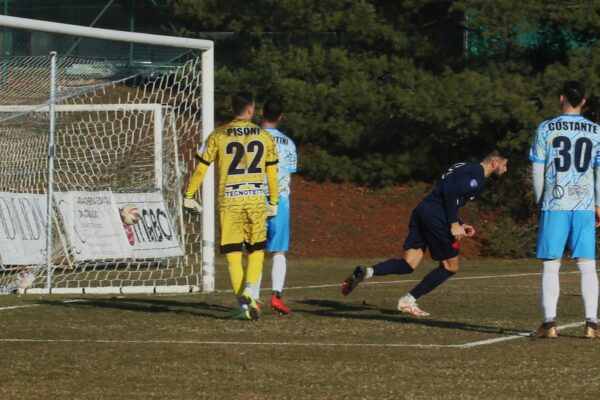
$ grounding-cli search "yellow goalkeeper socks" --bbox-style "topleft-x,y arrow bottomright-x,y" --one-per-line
226,252 -> 244,296
246,250 -> 265,288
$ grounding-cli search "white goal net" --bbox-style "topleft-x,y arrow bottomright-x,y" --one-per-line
0,16 -> 215,294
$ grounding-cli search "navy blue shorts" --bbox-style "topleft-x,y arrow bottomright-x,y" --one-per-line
403,206 -> 459,261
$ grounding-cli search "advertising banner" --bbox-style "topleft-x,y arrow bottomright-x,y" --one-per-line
0,192 -> 47,266
114,192 -> 184,258
54,191 -> 132,261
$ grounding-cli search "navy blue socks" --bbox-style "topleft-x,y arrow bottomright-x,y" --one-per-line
409,265 -> 455,299
372,258 -> 414,276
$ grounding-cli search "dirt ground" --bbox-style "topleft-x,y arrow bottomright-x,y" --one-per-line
290,176 -> 483,258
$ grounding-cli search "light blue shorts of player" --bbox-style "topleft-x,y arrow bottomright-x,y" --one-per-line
267,196 -> 290,252
536,210 -> 596,259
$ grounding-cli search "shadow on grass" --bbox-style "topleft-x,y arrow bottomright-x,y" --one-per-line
296,299 -> 531,336
36,298 -> 232,320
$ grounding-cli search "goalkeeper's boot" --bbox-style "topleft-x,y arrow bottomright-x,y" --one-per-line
226,308 -> 251,321
270,294 -> 291,315
397,295 -> 430,317
341,266 -> 367,296
240,288 -> 261,321
584,320 -> 600,339
531,321 -> 558,339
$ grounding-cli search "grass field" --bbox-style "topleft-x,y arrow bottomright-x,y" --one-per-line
1,257 -> 599,399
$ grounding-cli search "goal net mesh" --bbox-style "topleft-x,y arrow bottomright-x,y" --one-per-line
0,23 -> 209,294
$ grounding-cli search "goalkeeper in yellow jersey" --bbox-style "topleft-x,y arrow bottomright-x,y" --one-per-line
183,92 -> 279,321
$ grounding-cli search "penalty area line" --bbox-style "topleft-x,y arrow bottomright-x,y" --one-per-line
457,321 -> 585,348
0,322 -> 584,349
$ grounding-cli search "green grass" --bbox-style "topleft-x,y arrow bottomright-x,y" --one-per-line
1,257 -> 599,399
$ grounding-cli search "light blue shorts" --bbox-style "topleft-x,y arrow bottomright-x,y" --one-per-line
536,210 -> 596,259
267,196 -> 290,252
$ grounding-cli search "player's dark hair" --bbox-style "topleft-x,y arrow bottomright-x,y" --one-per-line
483,150 -> 506,163
232,92 -> 254,116
561,81 -> 585,107
263,99 -> 284,122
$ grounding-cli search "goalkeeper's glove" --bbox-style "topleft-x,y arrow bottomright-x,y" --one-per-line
266,203 -> 278,218
183,197 -> 203,215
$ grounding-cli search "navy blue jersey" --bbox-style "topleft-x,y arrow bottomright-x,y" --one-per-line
419,162 -> 486,225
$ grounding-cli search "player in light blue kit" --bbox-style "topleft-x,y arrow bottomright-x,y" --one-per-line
529,81 -> 600,339
253,99 -> 297,314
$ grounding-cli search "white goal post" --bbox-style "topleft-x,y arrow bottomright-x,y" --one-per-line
0,15 -> 216,294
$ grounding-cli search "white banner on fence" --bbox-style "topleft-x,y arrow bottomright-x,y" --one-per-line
114,192 -> 183,258
55,191 -> 133,261
0,192 -> 47,266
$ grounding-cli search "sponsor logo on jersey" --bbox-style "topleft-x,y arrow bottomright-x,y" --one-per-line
552,185 -> 565,199
224,182 -> 264,198
567,184 -> 591,199
441,163 -> 466,179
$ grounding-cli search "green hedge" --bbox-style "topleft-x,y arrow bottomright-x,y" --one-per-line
165,0 -> 600,255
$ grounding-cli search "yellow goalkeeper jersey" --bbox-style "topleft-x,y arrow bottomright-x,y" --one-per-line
197,119 -> 279,208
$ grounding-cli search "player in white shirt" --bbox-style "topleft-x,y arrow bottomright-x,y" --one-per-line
253,99 -> 297,314
529,81 -> 600,338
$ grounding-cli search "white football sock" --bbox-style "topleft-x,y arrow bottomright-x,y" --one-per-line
402,293 -> 416,304
252,275 -> 262,301
541,260 -> 561,321
271,254 -> 287,293
365,267 -> 374,279
577,260 -> 598,323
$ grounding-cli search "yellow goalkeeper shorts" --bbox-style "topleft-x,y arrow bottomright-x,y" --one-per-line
219,203 -> 267,254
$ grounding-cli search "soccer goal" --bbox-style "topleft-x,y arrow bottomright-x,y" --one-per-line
0,16 -> 216,294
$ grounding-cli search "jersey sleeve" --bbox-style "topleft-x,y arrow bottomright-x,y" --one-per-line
196,131 -> 218,165
288,140 -> 298,174
594,135 -> 600,167
265,134 -> 279,167
529,122 -> 547,164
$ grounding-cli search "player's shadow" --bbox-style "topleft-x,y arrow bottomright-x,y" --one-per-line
297,299 -> 530,336
37,298 -> 231,320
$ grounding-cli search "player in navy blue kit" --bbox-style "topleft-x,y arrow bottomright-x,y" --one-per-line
341,152 -> 508,316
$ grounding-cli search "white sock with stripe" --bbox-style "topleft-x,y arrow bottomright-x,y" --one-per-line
577,260 -> 598,323
541,260 -> 561,321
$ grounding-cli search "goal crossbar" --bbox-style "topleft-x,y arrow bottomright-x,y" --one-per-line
0,104 -> 164,113
0,15 -> 213,51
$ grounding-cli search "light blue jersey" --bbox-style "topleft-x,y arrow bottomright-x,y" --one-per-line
264,127 -> 297,198
529,114 -> 600,211
264,127 -> 297,252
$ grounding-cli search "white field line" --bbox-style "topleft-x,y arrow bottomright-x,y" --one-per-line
0,299 -> 84,312
214,270 -> 579,293
456,321 -> 585,348
0,274 -> 586,349
0,321 -> 585,349
0,304 -> 39,311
